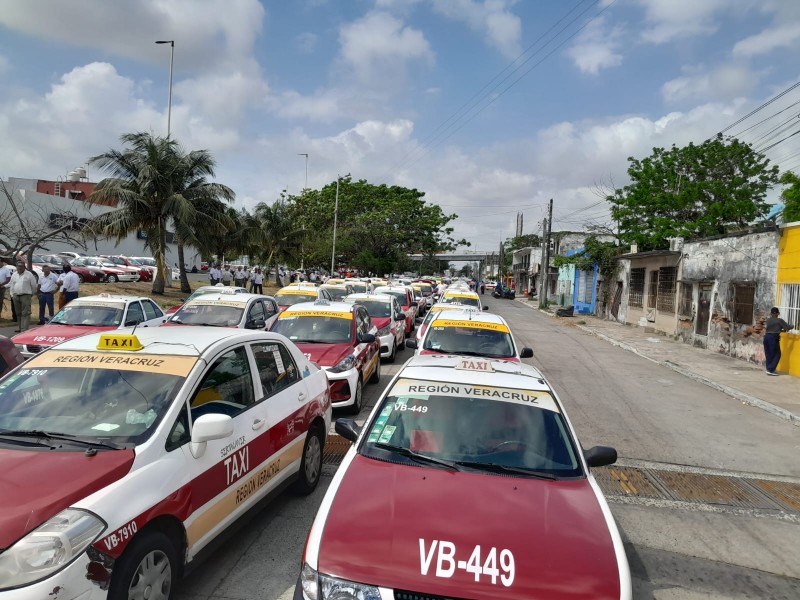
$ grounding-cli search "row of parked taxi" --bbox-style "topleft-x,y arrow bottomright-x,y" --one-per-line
0,277 -> 631,600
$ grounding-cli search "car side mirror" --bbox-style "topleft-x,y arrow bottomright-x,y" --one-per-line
584,446 -> 617,468
246,318 -> 266,330
191,414 -> 234,458
125,319 -> 140,327
520,347 -> 533,359
358,333 -> 376,344
335,418 -> 362,443
395,313 -> 405,321
405,339 -> 418,349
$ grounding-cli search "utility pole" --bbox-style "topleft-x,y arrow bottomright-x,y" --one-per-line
330,176 -> 340,275
298,154 -> 308,272
539,198 -> 553,309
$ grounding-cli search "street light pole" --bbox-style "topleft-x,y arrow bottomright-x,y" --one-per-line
155,40 -> 174,137
331,175 -> 340,275
298,153 -> 309,190
298,154 -> 308,272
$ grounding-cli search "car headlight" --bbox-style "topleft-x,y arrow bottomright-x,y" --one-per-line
376,325 -> 391,336
327,354 -> 355,373
14,344 -> 25,353
0,508 -> 106,589
300,563 -> 380,600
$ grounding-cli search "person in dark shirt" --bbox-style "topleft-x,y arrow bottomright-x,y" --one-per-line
764,307 -> 789,376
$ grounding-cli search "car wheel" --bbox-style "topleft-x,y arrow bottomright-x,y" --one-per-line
347,376 -> 363,415
369,355 -> 381,384
108,530 -> 179,600
293,426 -> 324,495
107,274 -> 118,283
77,274 -> 85,284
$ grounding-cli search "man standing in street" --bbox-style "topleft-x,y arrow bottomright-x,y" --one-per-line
209,263 -> 221,286
6,261 -> 38,332
764,307 -> 790,376
0,257 -> 12,320
37,264 -> 59,324
57,263 -> 80,307
234,265 -> 247,287
222,265 -> 232,286
251,267 -> 263,294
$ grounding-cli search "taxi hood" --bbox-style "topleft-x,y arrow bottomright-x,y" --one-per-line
12,324 -> 118,346
318,455 -> 621,600
372,317 -> 391,330
295,342 -> 352,367
0,448 -> 135,549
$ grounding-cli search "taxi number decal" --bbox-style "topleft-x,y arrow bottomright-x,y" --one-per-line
303,353 -> 312,360
419,539 -> 514,587
102,520 -> 139,552
278,311 -> 352,320
32,336 -> 66,343
394,402 -> 428,413
224,447 -> 250,486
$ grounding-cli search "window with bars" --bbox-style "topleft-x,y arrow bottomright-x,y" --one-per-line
647,270 -> 659,309
781,284 -> 800,329
731,284 -> 756,325
678,282 -> 693,317
656,267 -> 677,312
629,268 -> 645,308
583,271 -> 592,304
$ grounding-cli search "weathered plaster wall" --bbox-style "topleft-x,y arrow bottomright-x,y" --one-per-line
680,230 -> 779,365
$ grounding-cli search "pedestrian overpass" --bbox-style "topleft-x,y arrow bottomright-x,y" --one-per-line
407,252 -> 491,261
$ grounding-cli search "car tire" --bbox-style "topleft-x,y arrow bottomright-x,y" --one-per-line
347,376 -> 363,415
369,356 -> 381,384
292,426 -> 324,496
108,529 -> 179,600
107,274 -> 118,283
388,340 -> 396,363
77,274 -> 85,284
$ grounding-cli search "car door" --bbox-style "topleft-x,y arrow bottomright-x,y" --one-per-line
123,301 -> 146,327
354,307 -> 377,380
262,298 -> 279,330
141,298 -> 165,327
166,344 -> 268,557
245,300 -> 267,330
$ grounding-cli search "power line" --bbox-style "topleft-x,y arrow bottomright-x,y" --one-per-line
729,96 -> 800,139
712,79 -> 800,140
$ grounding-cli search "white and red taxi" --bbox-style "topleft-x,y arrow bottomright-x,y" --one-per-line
275,283 -> 332,312
373,285 -> 417,336
165,284 -> 250,315
439,288 -> 483,310
406,309 -> 533,362
270,301 -> 381,414
297,355 -> 631,600
0,328 -> 330,600
12,295 -> 166,358
165,293 -> 279,330
344,293 -> 406,362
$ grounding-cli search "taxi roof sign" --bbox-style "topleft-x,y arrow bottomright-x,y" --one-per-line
97,333 -> 143,351
455,357 -> 494,372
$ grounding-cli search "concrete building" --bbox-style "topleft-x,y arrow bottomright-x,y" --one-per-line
1,176 -> 200,268
512,246 -> 540,295
777,220 -> 800,376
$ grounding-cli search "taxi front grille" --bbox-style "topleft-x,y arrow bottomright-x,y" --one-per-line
395,591 -> 470,600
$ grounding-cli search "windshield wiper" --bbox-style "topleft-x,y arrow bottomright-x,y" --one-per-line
373,442 -> 459,471
0,430 -> 121,450
454,460 -> 556,480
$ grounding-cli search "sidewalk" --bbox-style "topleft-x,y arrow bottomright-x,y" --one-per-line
517,299 -> 800,426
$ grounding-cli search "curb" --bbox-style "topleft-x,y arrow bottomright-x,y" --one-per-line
515,299 -> 800,426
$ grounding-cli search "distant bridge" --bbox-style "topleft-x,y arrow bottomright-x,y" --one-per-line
407,252 -> 492,261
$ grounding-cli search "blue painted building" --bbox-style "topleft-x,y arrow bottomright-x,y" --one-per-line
571,248 -> 600,314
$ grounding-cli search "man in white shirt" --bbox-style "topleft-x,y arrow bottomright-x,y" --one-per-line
209,264 -> 221,285
234,266 -> 247,286
37,264 -> 59,324
7,261 -> 38,332
221,265 -> 232,286
0,256 -> 12,320
251,267 -> 264,294
57,263 -> 81,306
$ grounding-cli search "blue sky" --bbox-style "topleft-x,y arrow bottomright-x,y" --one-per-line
2,0 -> 800,254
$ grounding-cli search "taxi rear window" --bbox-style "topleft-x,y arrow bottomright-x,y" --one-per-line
423,322 -> 515,358
169,303 -> 244,327
275,293 -> 317,306
361,378 -> 581,478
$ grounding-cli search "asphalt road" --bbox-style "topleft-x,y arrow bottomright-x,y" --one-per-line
177,299 -> 800,600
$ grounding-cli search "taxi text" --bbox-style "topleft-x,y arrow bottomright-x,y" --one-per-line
419,539 -> 515,587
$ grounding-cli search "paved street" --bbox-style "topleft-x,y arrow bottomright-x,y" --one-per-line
172,298 -> 800,600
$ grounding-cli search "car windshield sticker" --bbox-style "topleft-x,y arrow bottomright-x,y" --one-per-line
92,423 -> 120,432
445,293 -> 477,299
72,301 -> 126,309
435,319 -> 509,333
273,350 -> 285,373
377,425 -> 396,444
190,300 -> 246,308
389,379 -> 559,413
26,351 -> 197,377
280,289 -> 319,295
368,404 -> 397,442
278,310 -> 352,320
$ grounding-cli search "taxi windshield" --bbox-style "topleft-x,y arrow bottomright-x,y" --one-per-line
275,293 -> 318,306
169,303 -> 244,327
323,287 -> 349,300
50,303 -> 124,327
423,323 -> 515,358
362,378 -> 581,478
348,283 -> 368,294
185,288 -> 239,302
271,314 -> 352,343
352,300 -> 391,318
0,364 -> 184,447
442,295 -> 479,308
377,290 -> 407,305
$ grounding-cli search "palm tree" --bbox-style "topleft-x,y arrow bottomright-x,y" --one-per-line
252,199 -> 303,284
87,132 -> 234,294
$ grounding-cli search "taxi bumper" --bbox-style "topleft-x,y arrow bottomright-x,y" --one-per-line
0,553 -> 106,600
378,333 -> 395,358
322,366 -> 359,408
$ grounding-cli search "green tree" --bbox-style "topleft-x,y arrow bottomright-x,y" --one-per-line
251,199 -> 303,284
780,171 -> 800,223
608,135 -> 779,250
287,176 -> 467,274
88,133 -> 234,294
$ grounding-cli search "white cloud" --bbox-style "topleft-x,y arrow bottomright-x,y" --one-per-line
566,17 -> 624,75
636,0 -> 728,44
0,55 -> 9,75
733,22 -> 800,57
431,0 -> 522,59
295,32 -> 319,54
661,64 -> 762,104
338,11 -> 433,83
